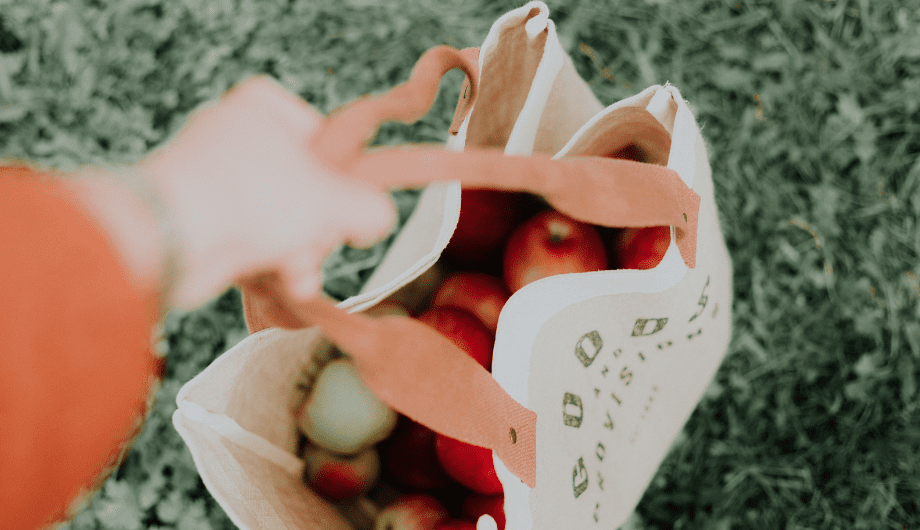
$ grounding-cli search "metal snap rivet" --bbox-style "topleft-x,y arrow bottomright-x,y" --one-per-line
510,428 -> 517,444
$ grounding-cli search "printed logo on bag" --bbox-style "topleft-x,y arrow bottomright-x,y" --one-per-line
521,259 -> 731,529
560,276 -> 718,508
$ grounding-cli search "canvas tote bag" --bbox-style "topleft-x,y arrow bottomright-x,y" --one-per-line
439,5 -> 734,528
172,17 -> 732,530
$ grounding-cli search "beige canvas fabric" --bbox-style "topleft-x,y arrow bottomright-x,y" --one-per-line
171,4 -> 732,530
172,327 -> 355,529
447,1 -> 604,156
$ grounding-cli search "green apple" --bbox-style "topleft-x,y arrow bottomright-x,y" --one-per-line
299,359 -> 397,455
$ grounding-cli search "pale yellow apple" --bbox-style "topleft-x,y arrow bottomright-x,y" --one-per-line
299,359 -> 397,455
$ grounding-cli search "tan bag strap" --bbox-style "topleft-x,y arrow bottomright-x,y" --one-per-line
240,45 -> 701,490
241,276 -> 538,489
309,46 -> 481,173
343,148 -> 699,267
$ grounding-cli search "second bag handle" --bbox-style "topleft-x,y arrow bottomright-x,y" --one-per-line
309,45 -> 482,173
241,277 -> 539,489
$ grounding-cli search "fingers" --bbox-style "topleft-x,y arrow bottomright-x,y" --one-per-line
267,188 -> 394,307
224,75 -> 324,132
339,185 -> 399,250
279,245 -> 327,302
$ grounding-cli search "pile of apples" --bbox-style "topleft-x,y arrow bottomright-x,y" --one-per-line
293,186 -> 670,530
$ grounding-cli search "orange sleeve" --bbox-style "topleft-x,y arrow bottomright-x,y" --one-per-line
0,166 -> 162,529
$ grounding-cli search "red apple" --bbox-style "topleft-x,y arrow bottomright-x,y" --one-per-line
431,272 -> 509,333
611,226 -> 670,270
434,520 -> 477,530
428,479 -> 472,521
444,189 -> 523,267
434,434 -> 503,495
461,494 -> 505,530
379,415 -> 452,490
302,444 -> 380,501
375,494 -> 450,530
416,306 -> 494,370
502,210 -> 608,292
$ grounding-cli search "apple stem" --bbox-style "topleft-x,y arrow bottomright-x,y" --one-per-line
548,220 -> 571,244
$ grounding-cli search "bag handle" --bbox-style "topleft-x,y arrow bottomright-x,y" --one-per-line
309,46 -> 482,173
310,47 -> 700,268
343,148 -> 699,267
241,276 -> 538,488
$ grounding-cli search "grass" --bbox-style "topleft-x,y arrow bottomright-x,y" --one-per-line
1,0 -> 918,528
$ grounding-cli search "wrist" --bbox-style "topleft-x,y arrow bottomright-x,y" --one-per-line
64,166 -> 181,312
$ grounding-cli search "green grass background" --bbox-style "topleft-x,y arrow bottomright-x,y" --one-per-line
1,0 -> 918,528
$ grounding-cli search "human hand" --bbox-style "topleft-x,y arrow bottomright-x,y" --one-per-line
140,76 -> 398,309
